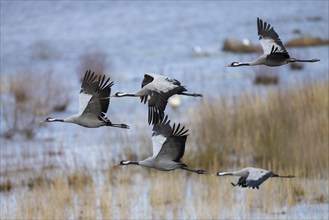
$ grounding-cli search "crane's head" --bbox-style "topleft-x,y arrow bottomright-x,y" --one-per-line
120,160 -> 131,165
227,62 -> 241,67
112,92 -> 135,97
43,117 -> 55,122
113,92 -> 124,97
120,160 -> 139,165
41,117 -> 63,123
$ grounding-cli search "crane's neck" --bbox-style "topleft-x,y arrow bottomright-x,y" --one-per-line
237,62 -> 252,66
120,160 -> 139,165
45,115 -> 79,123
231,60 -> 263,66
230,62 -> 252,67
217,172 -> 234,176
46,118 -> 64,122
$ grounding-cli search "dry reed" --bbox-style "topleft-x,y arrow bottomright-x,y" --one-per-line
187,80 -> 328,176
1,70 -> 70,139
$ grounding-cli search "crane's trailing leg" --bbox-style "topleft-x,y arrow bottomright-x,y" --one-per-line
180,92 -> 203,97
181,166 -> 207,174
99,116 -> 129,129
108,123 -> 129,129
292,58 -> 320,63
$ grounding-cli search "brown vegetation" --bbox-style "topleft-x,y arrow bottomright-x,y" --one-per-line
0,180 -> 13,192
222,38 -> 261,53
286,36 -> 329,47
0,70 -> 70,139
222,36 -> 329,54
254,75 -> 279,85
187,80 -> 328,176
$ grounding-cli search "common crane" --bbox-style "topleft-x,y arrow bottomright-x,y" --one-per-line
216,167 -> 294,189
119,115 -> 206,174
228,17 -> 320,67
43,70 -> 129,129
113,73 -> 202,125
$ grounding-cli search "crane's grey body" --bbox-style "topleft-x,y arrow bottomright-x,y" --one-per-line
43,70 -> 129,129
53,113 -> 109,128
217,167 -> 294,189
129,157 -> 186,171
120,115 -> 206,174
228,17 -> 320,67
114,73 -> 202,125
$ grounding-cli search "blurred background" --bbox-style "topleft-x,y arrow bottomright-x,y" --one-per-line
1,1 -> 328,219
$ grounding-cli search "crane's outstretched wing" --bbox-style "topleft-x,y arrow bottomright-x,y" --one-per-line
155,121 -> 189,161
257,17 -> 289,56
147,92 -> 168,125
79,70 -> 99,114
81,73 -> 113,117
151,115 -> 172,157
244,168 -> 271,189
140,74 -> 154,104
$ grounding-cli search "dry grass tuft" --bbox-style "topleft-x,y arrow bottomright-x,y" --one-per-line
1,70 -> 70,139
254,74 -> 279,85
291,183 -> 305,201
25,176 -> 54,190
188,79 -> 328,175
0,180 -> 13,192
67,171 -> 94,189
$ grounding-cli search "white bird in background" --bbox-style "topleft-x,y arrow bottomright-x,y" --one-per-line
113,73 -> 202,125
43,70 -> 129,129
216,167 -> 295,189
120,115 -> 207,174
227,17 -> 320,67
169,95 -> 181,110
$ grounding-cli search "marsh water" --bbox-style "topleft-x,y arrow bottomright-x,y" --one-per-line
1,1 -> 329,219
